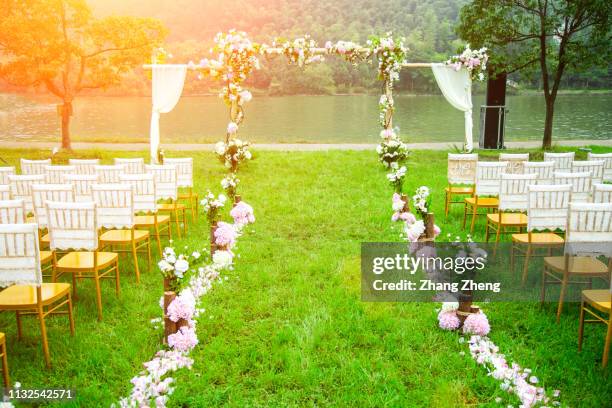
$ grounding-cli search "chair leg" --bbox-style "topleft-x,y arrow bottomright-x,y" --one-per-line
15,311 -> 22,340
470,203 -> 478,233
510,242 -> 515,273
174,208 -> 181,239
115,258 -> 121,297
578,300 -> 585,352
485,220 -> 490,242
94,276 -> 103,322
190,189 -> 196,221
521,245 -> 532,286
71,272 -> 78,300
603,318 -> 611,368
131,239 -> 140,284
182,208 -> 188,234
462,202 -> 468,229
67,292 -> 75,336
37,305 -> 51,368
556,276 -> 569,323
154,222 -> 162,254
444,191 -> 450,219
540,267 -> 547,304
1,341 -> 9,388
147,236 -> 152,271
494,222 -> 502,256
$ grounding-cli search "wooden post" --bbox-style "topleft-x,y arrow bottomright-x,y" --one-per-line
210,222 -> 218,255
233,195 -> 242,207
400,194 -> 409,213
457,290 -> 473,324
163,291 -> 177,344
425,212 -> 435,239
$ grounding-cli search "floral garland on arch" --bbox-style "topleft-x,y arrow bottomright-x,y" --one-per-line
275,35 -> 324,67
446,44 -> 489,82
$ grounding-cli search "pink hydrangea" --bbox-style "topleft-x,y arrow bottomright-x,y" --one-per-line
214,221 -> 238,248
230,201 -> 255,225
166,295 -> 195,322
433,224 -> 441,238
438,310 -> 461,331
167,326 -> 199,352
463,312 -> 490,336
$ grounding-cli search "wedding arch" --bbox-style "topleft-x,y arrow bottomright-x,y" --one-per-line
143,31 -> 488,164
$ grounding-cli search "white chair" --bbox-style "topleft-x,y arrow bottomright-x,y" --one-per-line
486,173 -> 537,247
0,185 -> 10,201
145,165 -> 187,237
554,171 -> 592,203
572,160 -> 605,184
94,165 -> 124,183
445,153 -> 477,219
120,174 -> 172,254
8,174 -> 45,213
0,167 -> 16,185
92,184 -> 151,283
544,152 -> 575,171
0,223 -> 74,368
20,159 -> 51,175
499,153 -> 529,174
164,157 -> 198,220
63,174 -> 98,202
523,161 -> 555,185
47,201 -> 119,321
44,165 -> 76,184
593,184 -> 612,204
588,152 -> 612,183
31,184 -> 75,230
114,158 -> 145,175
463,162 -> 507,233
512,184 -> 571,284
68,159 -> 100,175
542,202 -> 612,323
0,200 -> 27,224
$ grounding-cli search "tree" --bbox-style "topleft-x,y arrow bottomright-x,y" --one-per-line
457,0 -> 610,149
0,0 -> 166,149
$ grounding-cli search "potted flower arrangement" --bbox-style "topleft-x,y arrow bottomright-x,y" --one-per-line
221,173 -> 240,204
200,191 -> 227,252
215,138 -> 252,172
411,186 -> 441,241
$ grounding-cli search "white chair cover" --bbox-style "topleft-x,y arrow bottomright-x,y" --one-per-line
120,174 -> 157,213
499,153 -> 529,174
0,223 -> 41,286
145,164 -> 178,200
63,174 -> 98,202
554,171 -> 592,203
588,152 -> 612,182
20,159 -> 51,175
163,158 -> 193,188
543,152 -> 575,171
0,185 -> 10,201
94,165 -> 124,183
32,184 -> 75,228
527,184 -> 572,232
46,201 -> 98,251
8,174 -> 45,213
499,173 -> 537,211
571,160 -> 605,184
475,162 -> 507,196
68,159 -> 100,175
524,161 -> 555,185
114,158 -> 145,175
592,184 -> 612,204
447,153 -> 478,185
565,202 -> 612,256
0,167 -> 16,185
0,199 -> 27,224
91,184 -> 135,229
44,165 -> 76,184
431,64 -> 473,152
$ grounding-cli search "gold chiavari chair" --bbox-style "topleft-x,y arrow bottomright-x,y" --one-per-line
578,285 -> 611,368
544,151 -> 575,171
0,332 -> 9,386
68,159 -> 99,175
146,164 -> 187,238
164,157 -> 198,220
588,152 -> 612,183
463,161 -> 507,233
444,153 -> 477,219
8,174 -> 45,214
0,167 -> 16,185
44,165 -> 76,184
593,183 -> 612,204
554,171 -> 592,203
94,165 -> 124,184
20,159 -> 51,176
114,158 -> 145,175
499,153 -> 529,174
572,160 -> 605,185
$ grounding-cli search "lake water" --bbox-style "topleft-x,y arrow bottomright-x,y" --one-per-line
0,93 -> 609,144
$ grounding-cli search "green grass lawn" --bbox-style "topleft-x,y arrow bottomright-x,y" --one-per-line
1,145 -> 611,407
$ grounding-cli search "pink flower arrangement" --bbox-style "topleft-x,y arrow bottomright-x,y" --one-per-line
167,326 -> 199,352
462,312 -> 490,336
214,221 -> 238,248
227,121 -> 239,134
230,201 -> 255,225
438,310 -> 461,331
166,292 -> 196,322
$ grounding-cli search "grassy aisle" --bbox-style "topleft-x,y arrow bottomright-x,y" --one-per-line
0,146 -> 610,407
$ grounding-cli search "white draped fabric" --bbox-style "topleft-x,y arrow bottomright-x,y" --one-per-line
431,63 -> 473,152
150,65 -> 187,163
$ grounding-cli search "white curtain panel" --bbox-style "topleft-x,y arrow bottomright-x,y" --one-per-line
150,65 -> 187,163
431,63 -> 473,152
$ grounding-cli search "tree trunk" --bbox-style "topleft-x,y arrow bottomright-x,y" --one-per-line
61,100 -> 72,150
542,97 -> 555,150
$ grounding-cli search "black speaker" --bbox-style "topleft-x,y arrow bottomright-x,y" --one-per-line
482,72 -> 507,149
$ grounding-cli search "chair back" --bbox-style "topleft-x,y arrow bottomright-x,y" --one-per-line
63,174 -> 98,202
31,184 -> 75,228
499,153 -> 529,174
0,167 -> 16,185
0,200 -> 27,224
565,202 -> 612,257
0,223 -> 41,287
44,165 -> 76,184
447,153 -> 478,185
499,173 -> 537,211
527,184 -> 571,232
94,165 -> 124,183
91,184 -> 134,228
45,201 -> 98,251
523,161 -> 555,185
8,175 -> 45,212
543,152 -> 574,171
68,159 -> 100,175
554,171 -> 592,203
0,185 -> 10,201
474,162 -> 507,196
588,152 -> 612,182
145,164 -> 178,200
114,158 -> 145,175
120,174 -> 157,213
20,159 -> 51,175
571,160 -> 604,184
163,158 -> 194,188
592,183 -> 612,204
